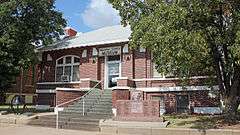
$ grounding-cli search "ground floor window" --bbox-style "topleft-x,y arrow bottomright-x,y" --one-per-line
176,95 -> 189,113
56,56 -> 80,82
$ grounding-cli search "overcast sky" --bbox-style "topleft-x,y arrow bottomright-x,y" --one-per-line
55,0 -> 121,33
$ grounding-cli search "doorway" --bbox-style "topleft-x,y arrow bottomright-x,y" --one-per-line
105,55 -> 121,88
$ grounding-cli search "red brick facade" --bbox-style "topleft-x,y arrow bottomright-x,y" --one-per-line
37,93 -> 55,106
115,100 -> 161,122
56,90 -> 86,107
112,89 -> 130,108
37,43 -> 154,84
145,91 -> 219,114
36,42 -> 220,115
8,66 -> 37,94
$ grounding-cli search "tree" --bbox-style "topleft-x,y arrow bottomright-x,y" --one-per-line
108,0 -> 240,115
0,0 -> 66,98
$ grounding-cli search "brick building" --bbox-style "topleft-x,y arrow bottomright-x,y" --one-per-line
36,25 -> 220,114
3,66 -> 37,105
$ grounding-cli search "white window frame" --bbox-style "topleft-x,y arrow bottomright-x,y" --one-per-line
55,55 -> 80,82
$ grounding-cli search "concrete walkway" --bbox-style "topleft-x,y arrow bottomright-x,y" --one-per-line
1,123 -> 240,135
0,124 -> 101,135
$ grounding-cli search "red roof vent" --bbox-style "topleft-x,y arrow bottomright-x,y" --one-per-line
64,27 -> 77,37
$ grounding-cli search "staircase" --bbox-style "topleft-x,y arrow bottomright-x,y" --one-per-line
28,89 -> 113,131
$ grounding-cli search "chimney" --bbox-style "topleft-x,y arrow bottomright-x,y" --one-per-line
64,27 -> 77,37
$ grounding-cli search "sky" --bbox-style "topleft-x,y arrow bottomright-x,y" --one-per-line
55,0 -> 121,33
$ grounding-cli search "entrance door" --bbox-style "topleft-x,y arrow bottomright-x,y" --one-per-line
152,96 -> 166,115
106,55 -> 120,88
176,95 -> 189,113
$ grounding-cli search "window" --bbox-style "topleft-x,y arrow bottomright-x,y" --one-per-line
56,56 -> 80,82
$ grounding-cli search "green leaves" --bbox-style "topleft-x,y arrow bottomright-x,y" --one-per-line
108,0 -> 240,78
127,1 -> 211,77
0,0 -> 66,89
109,0 -> 240,114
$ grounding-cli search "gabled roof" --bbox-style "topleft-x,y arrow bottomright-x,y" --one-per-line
38,25 -> 131,52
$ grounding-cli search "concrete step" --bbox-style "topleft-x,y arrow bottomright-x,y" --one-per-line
29,115 -> 101,122
97,100 -> 112,103
87,112 -> 113,116
28,119 -> 100,131
100,94 -> 112,97
65,107 -> 111,113
89,108 -> 112,113
60,124 -> 100,131
67,104 -> 95,109
64,107 -> 112,114
91,105 -> 112,108
51,88 -> 114,132
59,112 -> 112,118
69,102 -> 112,108
60,111 -> 112,117
67,104 -> 112,109
72,100 -> 111,105
34,115 -> 102,123
27,120 -> 57,128
74,98 -> 112,104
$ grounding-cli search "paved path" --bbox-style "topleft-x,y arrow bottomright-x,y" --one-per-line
0,124 -> 101,135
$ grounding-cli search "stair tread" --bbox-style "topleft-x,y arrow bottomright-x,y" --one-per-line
39,89 -> 114,131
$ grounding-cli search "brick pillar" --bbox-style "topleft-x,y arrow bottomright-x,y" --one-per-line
122,53 -> 134,79
112,89 -> 130,108
80,49 -> 98,80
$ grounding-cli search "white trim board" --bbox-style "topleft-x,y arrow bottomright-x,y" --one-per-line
36,88 -> 93,93
39,40 -> 129,52
37,81 -> 81,85
56,87 -> 90,91
80,78 -> 100,82
194,107 -> 222,114
136,85 -> 219,92
35,105 -> 51,110
36,89 -> 56,93
133,76 -> 212,81
112,86 -> 131,90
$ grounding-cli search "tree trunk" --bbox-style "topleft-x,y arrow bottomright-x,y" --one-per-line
0,90 -> 6,105
224,95 -> 239,116
223,76 -> 240,116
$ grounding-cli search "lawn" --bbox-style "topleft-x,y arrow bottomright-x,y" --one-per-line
0,105 -> 53,114
164,114 -> 240,129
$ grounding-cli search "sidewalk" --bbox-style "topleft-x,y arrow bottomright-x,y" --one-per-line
0,124 -> 100,135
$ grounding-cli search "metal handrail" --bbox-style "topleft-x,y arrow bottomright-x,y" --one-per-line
55,80 -> 102,129
56,80 -> 102,107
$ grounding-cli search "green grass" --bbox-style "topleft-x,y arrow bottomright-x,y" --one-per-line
0,105 -> 53,114
164,114 -> 240,129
